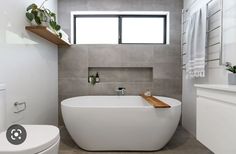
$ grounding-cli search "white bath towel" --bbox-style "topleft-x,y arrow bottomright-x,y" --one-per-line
186,7 -> 207,78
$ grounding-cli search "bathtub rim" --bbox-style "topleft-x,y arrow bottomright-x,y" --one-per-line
61,95 -> 181,108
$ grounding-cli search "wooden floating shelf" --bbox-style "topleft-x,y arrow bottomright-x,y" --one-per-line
140,94 -> 171,108
25,26 -> 70,47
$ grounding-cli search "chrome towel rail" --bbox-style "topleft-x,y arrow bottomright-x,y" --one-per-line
181,0 -> 224,66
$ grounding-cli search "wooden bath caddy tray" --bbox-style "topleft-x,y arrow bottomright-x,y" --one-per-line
140,94 -> 171,108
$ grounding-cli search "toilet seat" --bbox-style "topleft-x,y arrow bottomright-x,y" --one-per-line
0,125 -> 60,154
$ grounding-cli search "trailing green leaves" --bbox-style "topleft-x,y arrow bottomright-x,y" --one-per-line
226,62 -> 236,73
55,25 -> 61,31
49,21 -> 61,31
26,0 -> 62,38
26,3 -> 37,11
34,16 -> 41,25
26,12 -> 34,21
58,32 -> 62,38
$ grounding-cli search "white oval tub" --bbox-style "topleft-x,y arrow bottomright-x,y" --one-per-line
61,96 -> 181,151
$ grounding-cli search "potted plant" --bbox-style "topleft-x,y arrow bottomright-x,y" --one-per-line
25,0 -> 62,38
88,75 -> 96,86
226,62 -> 236,85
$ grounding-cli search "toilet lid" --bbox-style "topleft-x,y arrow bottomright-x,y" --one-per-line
0,125 -> 60,154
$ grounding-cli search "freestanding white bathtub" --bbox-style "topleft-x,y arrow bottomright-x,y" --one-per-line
61,96 -> 181,151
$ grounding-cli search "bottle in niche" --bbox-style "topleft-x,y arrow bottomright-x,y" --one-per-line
95,72 -> 100,83
144,89 -> 152,96
88,76 -> 93,83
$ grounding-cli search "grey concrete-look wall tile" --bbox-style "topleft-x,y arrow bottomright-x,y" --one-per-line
169,14 -> 182,45
118,0 -> 182,12
87,0 -> 123,10
88,45 -> 123,67
59,45 -> 88,78
121,68 -> 153,82
169,94 -> 182,101
153,45 -> 181,63
88,83 -> 117,95
125,82 -> 153,95
120,45 -> 154,63
171,13 -> 182,25
121,62 -> 154,68
170,31 -> 182,45
59,78 -> 89,96
153,79 -> 182,95
153,63 -> 181,80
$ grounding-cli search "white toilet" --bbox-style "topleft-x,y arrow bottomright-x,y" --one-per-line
0,84 -> 60,154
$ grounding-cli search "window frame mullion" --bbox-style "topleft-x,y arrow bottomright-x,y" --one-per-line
118,16 -> 122,44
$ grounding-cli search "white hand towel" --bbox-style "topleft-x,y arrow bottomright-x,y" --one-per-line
186,7 -> 207,78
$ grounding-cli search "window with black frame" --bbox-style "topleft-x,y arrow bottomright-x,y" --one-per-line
73,15 -> 167,44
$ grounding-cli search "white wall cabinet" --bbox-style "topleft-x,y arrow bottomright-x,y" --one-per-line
195,84 -> 236,154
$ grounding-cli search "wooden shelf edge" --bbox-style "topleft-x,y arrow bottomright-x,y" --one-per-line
25,26 -> 71,47
140,94 -> 171,108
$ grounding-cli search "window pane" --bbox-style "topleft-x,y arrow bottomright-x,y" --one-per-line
75,17 -> 119,44
122,17 -> 165,43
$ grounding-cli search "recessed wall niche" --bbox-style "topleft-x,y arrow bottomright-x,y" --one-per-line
88,67 -> 153,82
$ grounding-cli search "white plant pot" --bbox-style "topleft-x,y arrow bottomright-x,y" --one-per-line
30,20 -> 38,26
228,73 -> 236,85
30,20 -> 48,27
41,21 -> 49,27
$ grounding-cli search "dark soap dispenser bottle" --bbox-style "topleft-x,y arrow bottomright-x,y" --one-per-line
95,72 -> 100,83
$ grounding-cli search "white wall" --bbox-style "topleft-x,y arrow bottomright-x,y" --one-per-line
0,0 -> 58,127
182,0 -> 236,136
